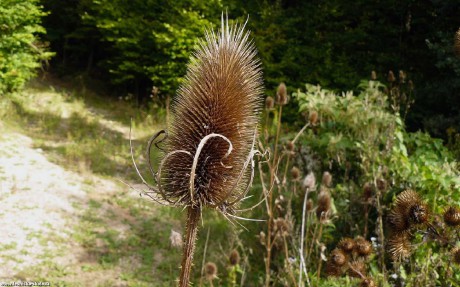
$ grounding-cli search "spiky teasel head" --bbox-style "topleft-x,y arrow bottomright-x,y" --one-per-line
388,190 -> 427,232
205,262 -> 218,281
265,96 -> 274,110
276,82 -> 288,105
229,249 -> 240,266
338,238 -> 356,254
330,248 -> 348,266
158,15 -> 263,211
455,28 -> 460,56
355,236 -> 373,257
316,188 -> 331,219
387,232 -> 412,261
443,206 -> 460,227
451,246 -> 460,265
291,166 -> 301,181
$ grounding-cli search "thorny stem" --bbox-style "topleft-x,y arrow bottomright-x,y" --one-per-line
179,206 -> 201,287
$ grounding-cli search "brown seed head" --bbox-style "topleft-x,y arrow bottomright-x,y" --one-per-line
355,236 -> 373,257
274,217 -> 291,236
309,110 -> 318,125
361,278 -> 377,287
322,171 -> 332,187
371,71 -> 377,80
387,232 -> 412,261
325,263 -> 342,277
398,70 -> 406,83
316,189 -> 331,219
348,261 -> 366,278
330,248 -> 347,266
338,238 -> 355,254
443,206 -> 460,227
302,172 -> 316,190
265,96 -> 274,110
408,203 -> 428,225
163,18 -> 263,209
455,28 -> 460,56
291,166 -> 301,181
452,246 -> 460,265
276,82 -> 288,105
229,249 -> 240,266
205,262 -> 218,280
388,70 -> 396,82
388,190 -> 425,232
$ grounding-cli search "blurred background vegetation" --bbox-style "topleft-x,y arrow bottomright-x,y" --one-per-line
1,0 -> 460,286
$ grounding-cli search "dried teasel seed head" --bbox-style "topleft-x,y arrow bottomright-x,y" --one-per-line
387,232 -> 412,261
371,71 -> 377,80
276,82 -> 288,105
205,262 -> 218,280
265,96 -> 274,110
229,249 -> 240,266
347,260 -> 366,278
330,248 -> 347,266
291,166 -> 301,181
388,190 -> 425,232
338,238 -> 355,254
316,189 -> 331,219
361,278 -> 377,287
355,236 -> 373,257
302,172 -> 316,190
388,70 -> 396,82
443,206 -> 460,227
325,262 -> 343,277
309,110 -> 318,125
322,171 -> 332,187
455,28 -> 460,56
162,16 -> 263,209
451,246 -> 460,265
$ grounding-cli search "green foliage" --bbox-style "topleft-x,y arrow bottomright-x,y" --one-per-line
0,0 -> 52,94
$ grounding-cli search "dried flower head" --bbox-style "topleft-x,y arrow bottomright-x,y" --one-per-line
388,190 -> 427,233
455,28 -> 460,56
330,248 -> 347,266
371,71 -> 377,80
361,278 -> 377,287
443,206 -> 460,227
398,70 -> 406,83
302,172 -> 316,190
388,70 -> 396,82
316,189 -> 331,219
355,236 -> 373,257
338,238 -> 355,254
276,82 -> 288,105
325,263 -> 342,277
205,262 -> 218,281
229,249 -> 240,266
309,110 -> 318,125
273,217 -> 291,237
265,96 -> 274,110
387,232 -> 412,261
452,246 -> 460,265
170,230 -> 183,248
348,261 -> 366,278
291,166 -> 301,181
322,171 -> 332,187
408,202 -> 428,225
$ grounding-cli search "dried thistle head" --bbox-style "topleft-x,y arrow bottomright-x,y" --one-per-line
325,262 -> 343,277
355,236 -> 373,257
408,202 -> 428,225
265,96 -> 274,110
205,262 -> 218,281
455,28 -> 460,56
229,249 -> 240,266
387,232 -> 412,261
291,166 -> 301,181
338,237 -> 355,254
330,248 -> 347,266
316,189 -> 331,219
452,246 -> 460,265
443,206 -> 460,227
388,190 -> 426,232
157,16 -> 263,211
347,260 -> 366,278
276,82 -> 288,105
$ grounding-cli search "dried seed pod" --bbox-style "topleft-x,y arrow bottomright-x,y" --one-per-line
388,190 -> 426,233
276,82 -> 288,105
388,70 -> 396,82
316,189 -> 331,219
229,249 -> 240,266
455,28 -> 460,56
309,111 -> 318,125
302,172 -> 316,190
330,248 -> 347,266
348,260 -> 366,278
452,246 -> 460,265
322,171 -> 332,187
325,262 -> 343,277
265,96 -> 274,110
338,238 -> 355,254
408,203 -> 428,225
205,262 -> 218,281
387,232 -> 412,261
361,278 -> 377,287
355,236 -> 373,257
443,206 -> 460,227
291,166 -> 301,181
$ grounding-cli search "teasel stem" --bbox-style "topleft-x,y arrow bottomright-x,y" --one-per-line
179,206 -> 201,287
